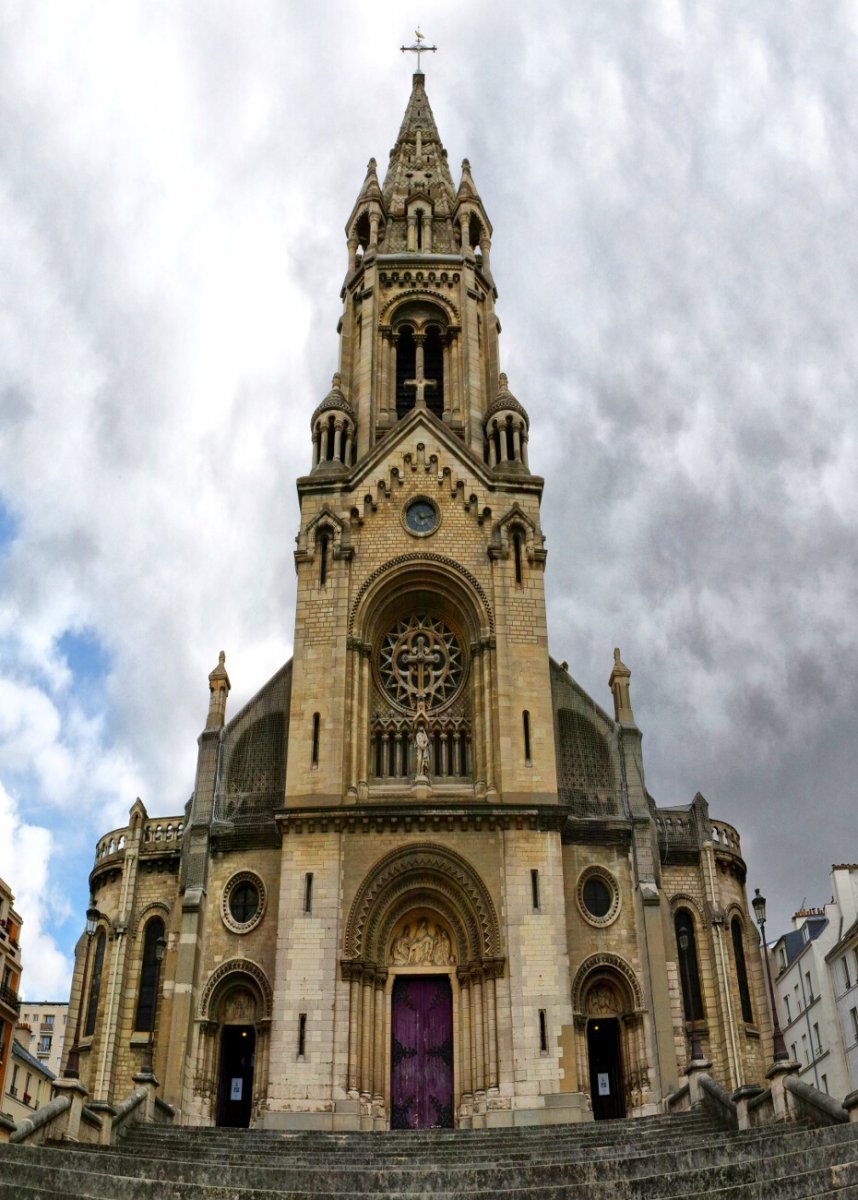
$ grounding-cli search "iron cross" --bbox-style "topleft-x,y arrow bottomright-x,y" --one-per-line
399,635 -> 442,702
400,28 -> 437,73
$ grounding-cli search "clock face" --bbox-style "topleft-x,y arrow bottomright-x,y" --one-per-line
404,499 -> 438,535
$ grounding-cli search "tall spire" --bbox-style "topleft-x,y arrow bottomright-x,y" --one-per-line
382,72 -> 456,207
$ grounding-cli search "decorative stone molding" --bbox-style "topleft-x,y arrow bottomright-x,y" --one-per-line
198,957 -> 273,1022
349,553 -> 494,635
571,953 -> 645,1015
220,871 -> 266,935
576,865 -> 622,928
343,842 -> 502,965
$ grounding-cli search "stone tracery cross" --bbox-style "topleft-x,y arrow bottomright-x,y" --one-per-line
399,635 -> 442,702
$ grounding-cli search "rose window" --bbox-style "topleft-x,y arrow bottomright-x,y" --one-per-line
378,614 -> 464,712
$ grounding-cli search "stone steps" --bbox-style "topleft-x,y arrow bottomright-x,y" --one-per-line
0,1111 -> 855,1199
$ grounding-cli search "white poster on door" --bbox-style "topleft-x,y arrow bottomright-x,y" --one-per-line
597,1072 -> 610,1096
230,1078 -> 243,1101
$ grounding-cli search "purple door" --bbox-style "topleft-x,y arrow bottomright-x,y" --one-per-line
391,975 -> 454,1129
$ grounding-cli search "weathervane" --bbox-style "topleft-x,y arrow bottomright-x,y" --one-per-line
400,27 -> 437,72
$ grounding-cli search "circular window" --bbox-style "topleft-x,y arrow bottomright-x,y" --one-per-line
222,871 -> 266,934
377,613 -> 465,713
402,496 -> 440,537
577,867 -> 620,927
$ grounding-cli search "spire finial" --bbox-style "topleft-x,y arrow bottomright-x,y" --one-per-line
206,650 -> 231,730
609,647 -> 635,725
400,27 -> 437,73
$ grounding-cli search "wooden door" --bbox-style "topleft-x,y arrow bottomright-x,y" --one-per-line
390,975 -> 454,1129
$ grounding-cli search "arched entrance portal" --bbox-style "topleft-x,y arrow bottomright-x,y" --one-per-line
193,958 -> 273,1127
571,953 -> 651,1117
342,844 -> 504,1128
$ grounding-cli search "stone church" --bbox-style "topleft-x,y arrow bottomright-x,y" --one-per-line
67,70 -> 772,1130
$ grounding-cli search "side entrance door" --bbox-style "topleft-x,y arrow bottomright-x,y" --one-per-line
587,1017 -> 626,1120
391,975 -> 454,1129
216,1025 -> 255,1127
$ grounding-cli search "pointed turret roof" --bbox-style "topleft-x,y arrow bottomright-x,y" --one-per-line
382,72 -> 456,210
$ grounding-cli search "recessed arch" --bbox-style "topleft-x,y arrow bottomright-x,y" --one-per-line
571,953 -> 644,1016
199,958 -> 273,1023
343,842 -> 503,966
349,553 -> 494,639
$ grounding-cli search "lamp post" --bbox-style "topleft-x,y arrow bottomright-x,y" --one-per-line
678,928 -> 705,1062
63,899 -> 100,1079
140,935 -> 167,1076
751,888 -> 789,1062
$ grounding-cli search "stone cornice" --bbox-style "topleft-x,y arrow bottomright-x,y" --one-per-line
276,803 -> 566,838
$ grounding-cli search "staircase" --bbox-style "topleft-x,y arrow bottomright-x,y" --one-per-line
1,1111 -> 857,1198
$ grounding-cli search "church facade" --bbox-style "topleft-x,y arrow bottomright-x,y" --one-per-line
66,72 -> 771,1130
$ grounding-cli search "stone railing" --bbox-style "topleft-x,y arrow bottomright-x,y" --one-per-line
711,819 -> 742,854
93,817 -> 184,869
784,1077 -> 849,1127
699,1073 -> 738,1130
0,1072 -> 174,1147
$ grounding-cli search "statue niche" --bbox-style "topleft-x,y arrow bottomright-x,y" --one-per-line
389,915 -> 457,967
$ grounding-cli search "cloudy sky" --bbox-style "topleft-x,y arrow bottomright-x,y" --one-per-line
1,1 -> 856,999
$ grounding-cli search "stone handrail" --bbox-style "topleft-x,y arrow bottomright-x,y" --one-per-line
110,1086 -> 147,1136
699,1073 -> 738,1129
784,1076 -> 848,1126
665,1081 -> 691,1112
154,1096 -> 177,1124
9,1094 -> 71,1144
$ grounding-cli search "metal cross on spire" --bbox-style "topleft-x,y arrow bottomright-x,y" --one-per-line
400,27 -> 437,73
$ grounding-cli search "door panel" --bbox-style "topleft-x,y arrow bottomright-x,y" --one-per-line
391,975 -> 453,1129
587,1018 -> 625,1120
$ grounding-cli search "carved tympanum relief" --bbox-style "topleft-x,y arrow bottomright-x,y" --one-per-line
585,984 -> 620,1017
221,988 -> 257,1024
389,915 -> 457,967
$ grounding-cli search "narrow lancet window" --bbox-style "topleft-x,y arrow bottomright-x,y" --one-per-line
731,917 -> 754,1023
531,869 -> 540,911
523,710 -> 532,763
134,917 -> 165,1032
675,909 -> 705,1022
318,533 -> 329,586
513,532 -> 523,584
311,713 -> 320,768
84,930 -> 106,1038
304,872 -> 314,914
395,327 -> 417,418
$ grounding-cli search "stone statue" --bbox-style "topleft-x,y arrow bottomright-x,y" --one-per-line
432,925 -> 454,966
389,919 -> 457,966
414,725 -> 430,778
392,924 -> 412,965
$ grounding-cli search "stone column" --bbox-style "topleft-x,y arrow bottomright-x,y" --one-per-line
471,642 -> 486,796
357,646 -> 370,798
372,973 -> 387,1112
488,424 -> 498,467
485,969 -> 499,1092
458,971 -> 473,1109
347,969 -> 361,1096
481,639 -> 495,794
360,971 -> 374,1099
472,970 -> 486,1101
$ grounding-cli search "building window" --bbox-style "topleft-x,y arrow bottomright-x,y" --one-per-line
38,1035 -> 51,1054
805,971 -> 814,1001
801,1033 -> 809,1064
731,917 -> 754,1023
675,909 -> 705,1022
531,869 -> 540,911
843,956 -> 852,992
522,711 -> 532,763
134,917 -> 166,1032
791,1041 -> 798,1061
318,532 -> 329,586
538,1009 -> 548,1053
813,1022 -> 822,1056
784,994 -> 791,1022
298,1013 -> 307,1058
821,1073 -> 828,1094
304,873 -> 314,914
43,1014 -> 54,1028
311,712 -> 320,768
512,531 -> 523,584
850,1007 -> 858,1043
84,930 -> 106,1038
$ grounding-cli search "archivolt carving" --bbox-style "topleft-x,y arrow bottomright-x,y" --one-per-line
669,892 -> 705,919
343,843 -> 502,964
198,958 -> 273,1022
349,554 -> 494,635
380,289 -> 460,325
571,953 -> 644,1015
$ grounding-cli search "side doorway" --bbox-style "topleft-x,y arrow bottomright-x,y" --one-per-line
586,1018 -> 625,1120
216,1025 -> 256,1127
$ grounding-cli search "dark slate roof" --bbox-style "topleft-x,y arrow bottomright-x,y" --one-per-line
778,918 -> 828,968
11,1038 -> 56,1080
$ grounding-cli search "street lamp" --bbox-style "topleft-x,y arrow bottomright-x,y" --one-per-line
63,899 -> 100,1079
751,888 -> 789,1062
140,935 -> 167,1076
677,928 -> 705,1063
